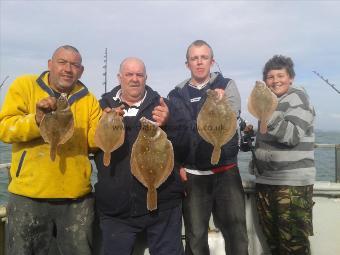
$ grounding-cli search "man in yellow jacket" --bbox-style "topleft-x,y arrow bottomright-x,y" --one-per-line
0,45 -> 101,255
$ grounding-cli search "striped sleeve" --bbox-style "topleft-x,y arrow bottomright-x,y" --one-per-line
267,87 -> 315,147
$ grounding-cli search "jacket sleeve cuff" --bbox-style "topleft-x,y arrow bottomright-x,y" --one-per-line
27,113 -> 42,139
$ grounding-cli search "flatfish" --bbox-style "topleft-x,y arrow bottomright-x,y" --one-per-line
94,111 -> 125,166
40,93 -> 74,161
248,81 -> 278,134
197,89 -> 237,165
130,117 -> 174,211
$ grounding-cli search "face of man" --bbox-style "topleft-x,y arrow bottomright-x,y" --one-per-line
265,68 -> 293,97
48,48 -> 84,93
118,58 -> 147,104
186,45 -> 214,85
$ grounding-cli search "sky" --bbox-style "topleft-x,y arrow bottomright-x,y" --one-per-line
0,0 -> 340,131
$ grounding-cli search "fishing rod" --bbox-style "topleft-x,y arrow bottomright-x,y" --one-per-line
214,61 -> 223,74
0,76 -> 9,89
312,71 -> 340,94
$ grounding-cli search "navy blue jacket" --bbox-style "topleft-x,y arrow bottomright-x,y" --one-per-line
94,85 -> 189,218
168,72 -> 240,171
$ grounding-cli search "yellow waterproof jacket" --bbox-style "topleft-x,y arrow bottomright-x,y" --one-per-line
0,72 -> 102,199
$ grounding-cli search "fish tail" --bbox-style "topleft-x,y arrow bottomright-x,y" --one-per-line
211,147 -> 221,165
260,121 -> 268,134
147,188 -> 157,211
50,143 -> 57,161
103,152 -> 111,167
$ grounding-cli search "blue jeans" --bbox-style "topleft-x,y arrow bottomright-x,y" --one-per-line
7,193 -> 94,255
99,205 -> 184,255
183,166 -> 248,255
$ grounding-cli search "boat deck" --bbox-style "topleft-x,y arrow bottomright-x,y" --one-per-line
1,179 -> 340,255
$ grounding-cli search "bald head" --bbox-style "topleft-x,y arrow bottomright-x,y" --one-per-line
119,57 -> 146,75
48,45 -> 84,93
117,57 -> 147,105
52,45 -> 82,63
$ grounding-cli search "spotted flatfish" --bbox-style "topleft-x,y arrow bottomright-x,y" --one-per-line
197,89 -> 237,165
247,81 -> 278,134
40,93 -> 74,161
94,111 -> 125,166
130,117 -> 174,211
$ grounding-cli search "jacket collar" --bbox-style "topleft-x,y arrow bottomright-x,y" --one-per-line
107,85 -> 160,113
36,71 -> 89,105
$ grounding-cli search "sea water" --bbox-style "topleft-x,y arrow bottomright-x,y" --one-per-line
1,130 -> 339,204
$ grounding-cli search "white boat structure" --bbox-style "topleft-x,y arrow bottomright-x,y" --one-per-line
1,144 -> 340,255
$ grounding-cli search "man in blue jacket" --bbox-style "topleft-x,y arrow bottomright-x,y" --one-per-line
168,40 -> 248,255
94,57 -> 188,255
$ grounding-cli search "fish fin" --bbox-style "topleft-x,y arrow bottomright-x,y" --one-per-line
211,146 -> 221,165
103,152 -> 111,167
260,121 -> 268,134
147,188 -> 157,211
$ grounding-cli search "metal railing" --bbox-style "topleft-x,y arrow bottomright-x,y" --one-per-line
0,144 -> 340,255
314,143 -> 340,183
1,144 -> 340,182
0,206 -> 5,255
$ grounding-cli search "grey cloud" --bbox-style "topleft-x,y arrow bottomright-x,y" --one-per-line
1,1 -> 340,130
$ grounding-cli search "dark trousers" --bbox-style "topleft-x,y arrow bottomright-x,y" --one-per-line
7,193 -> 94,255
99,205 -> 184,255
183,167 -> 249,255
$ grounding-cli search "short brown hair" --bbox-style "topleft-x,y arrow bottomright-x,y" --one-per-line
186,40 -> 214,60
263,55 -> 295,80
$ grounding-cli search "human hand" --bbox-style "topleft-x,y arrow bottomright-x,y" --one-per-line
152,97 -> 169,126
35,97 -> 57,125
214,88 -> 224,100
102,105 -> 125,118
179,167 -> 187,182
244,124 -> 253,133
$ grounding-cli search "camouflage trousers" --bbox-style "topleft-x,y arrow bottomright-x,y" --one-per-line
255,184 -> 314,255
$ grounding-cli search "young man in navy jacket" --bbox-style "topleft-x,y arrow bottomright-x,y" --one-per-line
168,40 -> 249,255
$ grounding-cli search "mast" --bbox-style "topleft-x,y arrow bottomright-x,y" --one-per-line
313,71 -> 340,95
103,48 -> 108,93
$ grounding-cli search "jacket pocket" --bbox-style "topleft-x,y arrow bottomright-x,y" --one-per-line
16,151 -> 27,177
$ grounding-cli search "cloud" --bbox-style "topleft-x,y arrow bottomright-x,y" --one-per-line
330,113 -> 340,120
1,1 -> 340,130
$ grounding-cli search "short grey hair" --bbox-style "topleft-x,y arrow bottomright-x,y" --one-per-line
52,45 -> 82,62
119,57 -> 146,75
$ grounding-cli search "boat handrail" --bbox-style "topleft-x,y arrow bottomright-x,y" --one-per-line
0,206 -> 6,218
0,163 -> 10,170
1,143 -> 340,182
315,143 -> 337,148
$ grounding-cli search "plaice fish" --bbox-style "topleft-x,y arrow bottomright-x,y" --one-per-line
197,89 -> 237,165
40,93 -> 74,161
94,111 -> 125,166
247,81 -> 278,134
130,117 -> 174,211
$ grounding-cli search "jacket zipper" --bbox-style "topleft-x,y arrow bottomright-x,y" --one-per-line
16,150 -> 27,177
